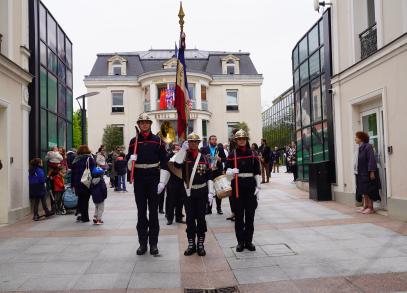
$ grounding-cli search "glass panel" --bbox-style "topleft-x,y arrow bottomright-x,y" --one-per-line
66,70 -> 73,89
301,86 -> 311,127
39,4 -> 47,41
58,118 -> 66,148
311,78 -> 322,122
362,113 -> 378,154
300,60 -> 309,85
297,165 -> 304,180
309,25 -> 319,53
112,92 -> 123,105
188,84 -> 195,100
40,42 -> 47,66
48,73 -> 57,112
40,109 -> 47,150
293,46 -> 299,69
58,83 -> 66,116
294,69 -> 299,91
58,59 -> 66,83
320,47 -> 325,73
309,51 -> 320,79
321,75 -> 327,120
66,90 -> 73,121
302,127 -> 311,164
296,130 -> 303,165
48,113 -> 57,149
47,14 -> 57,51
295,91 -> 301,130
48,49 -> 57,74
57,26 -> 65,61
226,90 -> 238,105
303,164 -> 309,180
319,20 -> 324,45
67,122 -> 73,150
323,121 -> 329,160
299,37 -> 308,63
312,123 -> 324,162
66,39 -> 72,69
40,67 -> 47,108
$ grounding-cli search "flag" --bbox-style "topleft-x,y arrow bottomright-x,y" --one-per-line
174,32 -> 190,140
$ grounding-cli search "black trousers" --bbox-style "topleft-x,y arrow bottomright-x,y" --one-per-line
185,188 -> 207,239
166,179 -> 185,221
33,196 -> 50,216
158,190 -> 165,211
230,186 -> 258,243
77,185 -> 91,221
291,165 -> 298,181
134,176 -> 160,246
206,196 -> 222,212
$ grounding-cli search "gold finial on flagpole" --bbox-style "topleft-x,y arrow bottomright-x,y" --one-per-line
178,2 -> 185,33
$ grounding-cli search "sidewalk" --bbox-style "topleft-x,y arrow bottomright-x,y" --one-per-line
1,172 -> 407,292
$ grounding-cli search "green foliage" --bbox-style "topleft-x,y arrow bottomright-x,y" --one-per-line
72,110 -> 82,149
102,125 -> 124,153
235,121 -> 250,137
262,107 -> 294,149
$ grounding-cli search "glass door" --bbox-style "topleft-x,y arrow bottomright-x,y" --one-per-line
361,108 -> 387,209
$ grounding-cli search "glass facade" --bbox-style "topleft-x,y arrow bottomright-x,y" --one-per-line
30,1 -> 73,159
292,9 -> 333,181
262,88 -> 294,149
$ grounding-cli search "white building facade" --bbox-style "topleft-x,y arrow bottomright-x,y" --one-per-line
84,49 -> 263,151
0,0 -> 33,224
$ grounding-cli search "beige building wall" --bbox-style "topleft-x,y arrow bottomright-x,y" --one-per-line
0,0 -> 33,224
329,0 -> 407,220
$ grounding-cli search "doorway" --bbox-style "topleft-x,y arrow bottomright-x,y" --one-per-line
360,107 -> 387,209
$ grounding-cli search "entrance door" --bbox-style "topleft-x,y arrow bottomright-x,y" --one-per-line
361,108 -> 387,209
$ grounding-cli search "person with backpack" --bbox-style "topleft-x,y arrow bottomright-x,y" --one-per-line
71,145 -> 95,223
90,167 -> 108,224
114,152 -> 128,192
29,158 -> 52,221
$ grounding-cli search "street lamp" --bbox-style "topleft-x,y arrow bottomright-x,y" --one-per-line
76,91 -> 99,145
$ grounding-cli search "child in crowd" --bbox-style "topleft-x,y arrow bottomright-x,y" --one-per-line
50,166 -> 66,215
29,158 -> 52,221
114,152 -> 128,192
90,167 -> 107,224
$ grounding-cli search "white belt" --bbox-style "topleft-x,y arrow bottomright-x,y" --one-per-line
191,182 -> 207,190
238,173 -> 254,178
135,162 -> 160,169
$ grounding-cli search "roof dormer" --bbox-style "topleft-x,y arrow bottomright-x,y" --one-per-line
163,57 -> 178,69
221,54 -> 240,75
108,55 -> 127,76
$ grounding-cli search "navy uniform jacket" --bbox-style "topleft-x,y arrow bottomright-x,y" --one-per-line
226,147 -> 261,191
126,132 -> 168,178
200,145 -> 226,179
175,151 -> 212,190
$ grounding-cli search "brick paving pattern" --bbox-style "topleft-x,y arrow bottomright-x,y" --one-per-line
1,170 -> 407,292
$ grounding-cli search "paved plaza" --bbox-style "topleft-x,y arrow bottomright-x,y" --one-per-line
1,171 -> 407,292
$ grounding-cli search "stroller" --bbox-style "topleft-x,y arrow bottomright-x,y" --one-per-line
62,170 -> 78,212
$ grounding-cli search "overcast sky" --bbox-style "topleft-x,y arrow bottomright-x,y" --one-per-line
41,0 -> 322,110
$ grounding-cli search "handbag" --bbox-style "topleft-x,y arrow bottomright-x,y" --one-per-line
62,187 -> 78,209
80,157 -> 92,188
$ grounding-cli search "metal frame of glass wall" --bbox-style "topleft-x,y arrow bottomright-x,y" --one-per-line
262,88 -> 294,150
291,9 -> 335,182
29,0 -> 73,160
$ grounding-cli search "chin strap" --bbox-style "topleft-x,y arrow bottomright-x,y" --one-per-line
255,175 -> 261,189
160,169 -> 171,185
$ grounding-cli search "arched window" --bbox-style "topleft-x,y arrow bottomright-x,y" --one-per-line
112,60 -> 122,75
108,55 -> 127,76
226,59 -> 235,75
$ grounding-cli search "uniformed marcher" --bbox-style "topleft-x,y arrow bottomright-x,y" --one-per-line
127,113 -> 170,255
225,129 -> 261,252
172,133 -> 214,256
201,135 -> 226,215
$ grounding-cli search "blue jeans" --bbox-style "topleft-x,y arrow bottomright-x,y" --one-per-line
117,174 -> 127,191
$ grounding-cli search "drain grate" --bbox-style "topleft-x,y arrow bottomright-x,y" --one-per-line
185,286 -> 240,293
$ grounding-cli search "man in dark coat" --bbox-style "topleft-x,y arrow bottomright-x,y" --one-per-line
258,139 -> 271,183
126,113 -> 170,256
201,135 -> 227,215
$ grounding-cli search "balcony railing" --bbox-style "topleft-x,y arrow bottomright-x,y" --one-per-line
359,23 -> 377,60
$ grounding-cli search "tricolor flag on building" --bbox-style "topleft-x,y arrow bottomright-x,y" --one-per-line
174,32 -> 191,140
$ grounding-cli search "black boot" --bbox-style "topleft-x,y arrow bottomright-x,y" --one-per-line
150,244 -> 159,255
136,244 -> 147,255
217,208 -> 223,215
197,235 -> 206,256
245,242 -> 256,251
184,237 -> 196,256
236,242 -> 245,252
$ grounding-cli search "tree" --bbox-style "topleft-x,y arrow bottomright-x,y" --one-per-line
102,125 -> 124,152
72,110 -> 82,149
235,121 -> 250,138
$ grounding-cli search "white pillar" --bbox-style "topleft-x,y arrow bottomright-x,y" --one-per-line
150,84 -> 157,111
195,82 -> 201,110
196,117 -> 203,139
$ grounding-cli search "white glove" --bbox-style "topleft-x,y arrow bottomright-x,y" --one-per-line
181,141 -> 189,151
157,182 -> 166,194
254,187 -> 260,200
226,168 -> 239,176
208,192 -> 214,205
130,154 -> 137,161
